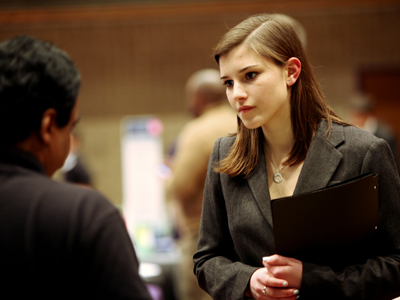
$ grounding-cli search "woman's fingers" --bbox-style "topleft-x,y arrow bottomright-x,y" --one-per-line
253,267 -> 288,288
263,254 -> 292,266
262,286 -> 300,299
262,255 -> 303,289
249,268 -> 298,300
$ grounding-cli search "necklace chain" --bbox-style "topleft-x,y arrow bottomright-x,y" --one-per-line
264,146 -> 285,184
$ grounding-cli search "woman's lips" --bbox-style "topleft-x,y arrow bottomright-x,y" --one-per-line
239,106 -> 254,114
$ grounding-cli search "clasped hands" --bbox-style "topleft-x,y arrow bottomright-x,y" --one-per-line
247,254 -> 302,300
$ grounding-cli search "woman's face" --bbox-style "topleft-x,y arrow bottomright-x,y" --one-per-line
219,45 -> 291,131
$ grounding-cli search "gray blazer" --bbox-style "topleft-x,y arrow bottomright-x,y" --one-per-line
193,121 -> 400,300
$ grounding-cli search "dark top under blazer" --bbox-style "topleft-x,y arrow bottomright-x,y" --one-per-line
193,121 -> 400,300
0,148 -> 152,300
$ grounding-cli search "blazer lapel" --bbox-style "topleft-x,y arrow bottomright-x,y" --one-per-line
294,121 -> 345,195
246,150 -> 274,227
245,121 -> 345,226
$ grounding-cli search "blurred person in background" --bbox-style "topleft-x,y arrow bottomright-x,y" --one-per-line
60,129 -> 93,187
0,35 -> 152,300
349,92 -> 399,172
167,68 -> 237,300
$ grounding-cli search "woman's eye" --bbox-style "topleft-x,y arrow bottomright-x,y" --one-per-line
246,72 -> 258,80
223,80 -> 233,88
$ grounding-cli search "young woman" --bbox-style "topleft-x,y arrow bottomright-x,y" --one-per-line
193,14 -> 400,300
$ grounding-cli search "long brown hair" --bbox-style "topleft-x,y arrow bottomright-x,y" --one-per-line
214,14 -> 346,177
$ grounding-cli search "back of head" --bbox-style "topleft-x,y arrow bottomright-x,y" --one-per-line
273,14 -> 307,48
185,68 -> 226,117
0,35 -> 81,145
348,93 -> 376,128
349,93 -> 375,114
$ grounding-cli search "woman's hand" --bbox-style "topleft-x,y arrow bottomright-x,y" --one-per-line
247,266 -> 300,299
262,254 -> 303,289
246,254 -> 302,299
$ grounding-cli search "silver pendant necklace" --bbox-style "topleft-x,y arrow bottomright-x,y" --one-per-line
264,148 -> 285,184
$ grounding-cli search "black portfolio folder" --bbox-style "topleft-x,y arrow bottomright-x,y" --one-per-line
271,173 -> 379,258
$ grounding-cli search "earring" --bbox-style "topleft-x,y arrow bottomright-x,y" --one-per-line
288,80 -> 292,85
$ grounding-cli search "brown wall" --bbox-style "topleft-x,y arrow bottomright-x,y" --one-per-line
1,1 -> 400,205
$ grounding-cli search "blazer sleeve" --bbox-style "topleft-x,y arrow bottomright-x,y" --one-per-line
301,138 -> 400,300
193,138 -> 258,300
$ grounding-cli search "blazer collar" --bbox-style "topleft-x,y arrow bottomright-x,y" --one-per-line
294,120 -> 344,195
246,120 -> 345,227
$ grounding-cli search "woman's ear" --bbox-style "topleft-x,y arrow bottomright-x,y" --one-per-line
286,57 -> 301,86
39,108 -> 58,145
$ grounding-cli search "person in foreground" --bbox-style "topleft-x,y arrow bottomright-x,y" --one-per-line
193,14 -> 400,300
0,35 -> 152,299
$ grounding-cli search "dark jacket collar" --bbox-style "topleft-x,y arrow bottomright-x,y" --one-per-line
0,146 -> 47,175
294,120 -> 345,194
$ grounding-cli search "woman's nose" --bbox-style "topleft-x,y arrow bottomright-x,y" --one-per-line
232,83 -> 247,101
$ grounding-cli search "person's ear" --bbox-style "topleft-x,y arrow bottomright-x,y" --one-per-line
286,57 -> 301,86
39,108 -> 58,145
